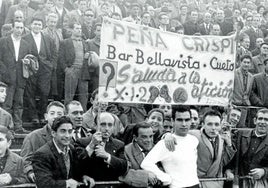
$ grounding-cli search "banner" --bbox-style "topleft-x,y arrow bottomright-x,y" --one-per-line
98,18 -> 236,106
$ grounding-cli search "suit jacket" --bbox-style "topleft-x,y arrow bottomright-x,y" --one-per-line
32,141 -> 82,188
23,32 -> 57,74
183,21 -> 201,35
237,130 -> 268,178
0,36 -> 31,88
51,6 -> 69,29
245,27 -> 264,51
0,107 -> 13,130
250,54 -> 266,75
58,38 -> 91,80
189,129 -> 236,188
5,5 -> 35,26
80,137 -> 128,181
2,150 -> 27,185
0,0 -> 11,36
119,142 -> 150,187
21,124 -> 53,175
250,72 -> 268,107
199,22 -> 212,35
232,68 -> 253,105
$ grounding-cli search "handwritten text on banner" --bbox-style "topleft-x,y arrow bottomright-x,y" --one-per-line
99,18 -> 236,106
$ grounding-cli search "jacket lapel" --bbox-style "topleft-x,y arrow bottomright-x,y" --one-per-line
241,130 -> 252,156
2,150 -> 16,173
49,141 -> 67,178
255,134 -> 268,154
7,36 -> 15,60
201,129 -> 214,159
132,142 -> 145,166
237,68 -> 245,92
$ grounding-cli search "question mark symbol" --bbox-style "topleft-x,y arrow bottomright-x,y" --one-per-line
102,62 -> 115,95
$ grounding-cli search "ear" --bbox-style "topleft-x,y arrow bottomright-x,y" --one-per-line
7,140 -> 11,148
51,130 -> 56,138
254,117 -> 257,125
133,135 -> 137,142
90,98 -> 94,104
44,113 -> 48,120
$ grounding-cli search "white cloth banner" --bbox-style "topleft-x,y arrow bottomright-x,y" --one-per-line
99,18 -> 236,106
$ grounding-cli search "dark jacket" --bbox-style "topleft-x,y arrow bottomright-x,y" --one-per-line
80,137 -> 128,181
250,72 -> 268,107
237,130 -> 268,178
32,141 -> 82,188
58,38 -> 91,81
0,36 -> 31,88
2,150 -> 27,185
23,32 -> 57,74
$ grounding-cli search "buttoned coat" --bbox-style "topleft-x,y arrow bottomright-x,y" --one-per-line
233,67 -> 253,106
32,141 -> 82,188
0,36 -> 31,88
58,38 -> 91,81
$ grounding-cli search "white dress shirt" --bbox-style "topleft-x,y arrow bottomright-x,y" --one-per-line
31,32 -> 41,53
141,134 -> 199,188
11,34 -> 21,61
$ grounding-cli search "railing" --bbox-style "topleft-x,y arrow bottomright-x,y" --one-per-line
3,176 -> 253,188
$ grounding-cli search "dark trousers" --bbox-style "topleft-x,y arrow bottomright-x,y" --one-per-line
3,84 -> 24,130
24,70 -> 52,119
64,66 -> 88,111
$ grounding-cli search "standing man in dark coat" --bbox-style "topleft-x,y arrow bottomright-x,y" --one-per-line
59,22 -> 90,111
0,20 -> 31,133
23,17 -> 57,124
32,116 -> 95,188
250,59 -> 268,107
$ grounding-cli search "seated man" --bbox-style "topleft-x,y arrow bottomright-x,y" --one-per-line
123,109 -> 164,145
0,82 -> 13,130
0,125 -> 26,186
119,122 -> 161,187
20,101 -> 65,182
32,116 -> 95,188
80,112 -> 128,181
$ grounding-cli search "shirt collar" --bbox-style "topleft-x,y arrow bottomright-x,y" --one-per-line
11,34 -> 21,42
53,139 -> 70,155
31,31 -> 41,38
253,130 -> 267,138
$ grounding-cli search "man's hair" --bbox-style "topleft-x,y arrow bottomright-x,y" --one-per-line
172,105 -> 191,120
51,116 -> 73,131
31,17 -> 44,24
256,108 -> 268,118
46,101 -> 65,113
133,121 -> 152,137
0,125 -> 13,141
46,12 -> 58,23
111,12 -> 121,18
12,20 -> 24,28
0,81 -> 7,88
141,11 -> 150,18
241,54 -> 252,62
158,12 -> 168,20
190,105 -> 199,113
203,109 -> 222,122
229,107 -> 242,113
65,100 -> 82,114
91,89 -> 98,100
147,108 -> 164,121
93,22 -> 102,31
94,112 -> 116,126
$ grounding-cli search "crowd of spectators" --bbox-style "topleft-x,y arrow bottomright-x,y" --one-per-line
0,0 -> 268,187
